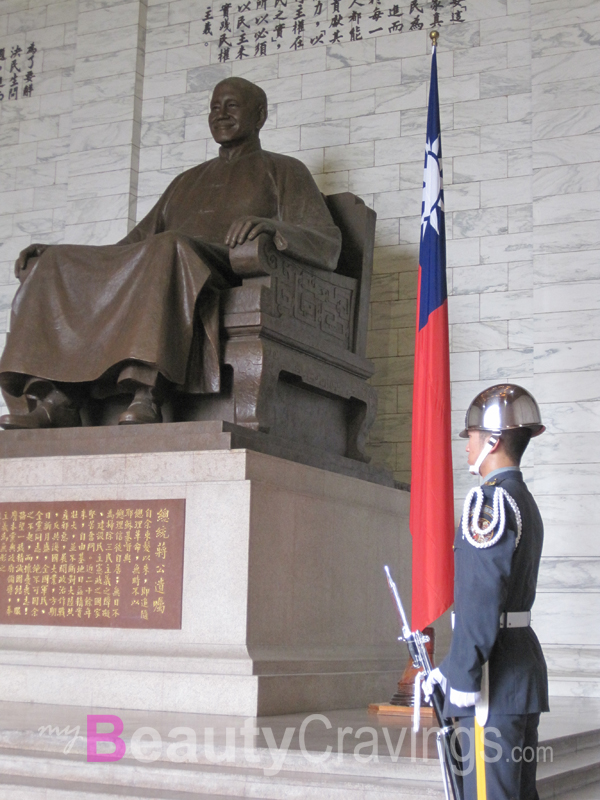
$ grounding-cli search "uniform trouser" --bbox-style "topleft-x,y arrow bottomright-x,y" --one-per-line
456,712 -> 541,800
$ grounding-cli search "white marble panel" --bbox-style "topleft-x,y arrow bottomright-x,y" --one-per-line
442,128 -> 480,159
507,39 -> 531,68
369,297 -> 415,329
534,104 -> 600,142
7,6 -> 47,34
399,50 -> 453,83
480,347 -> 533,380
453,207 -> 508,239
450,351 -> 480,382
373,218 -> 399,247
535,191 -> 600,227
535,462 -> 600,497
533,593 -> 600,646
136,167 -> 185,196
452,263 -> 508,295
323,141 -> 374,172
0,189 -> 35,215
159,92 -> 207,123
535,430 -> 600,468
12,209 -> 54,237
531,1 -> 600,31
64,193 -> 130,225
313,171 -> 349,195
535,370 -> 600,404
445,182 -> 480,212
33,184 -> 68,211
539,400 -> 600,434
532,20 -> 600,58
300,68 -> 349,99
542,522 -> 599,558
452,321 -> 508,352
533,48 -> 600,88
534,163 -> 600,204
69,120 -> 134,153
447,238 -> 481,271
278,97 -> 325,127
373,133 -> 426,166
533,75 -> 600,117
279,47 -> 326,77
454,97 -> 508,129
67,168 -> 134,200
372,243 -> 418,274
507,147 -> 533,178
398,106 -> 426,136
533,133 -> 600,169
375,30 -> 426,61
46,0 -> 78,26
142,70 -> 187,100
535,220 -> 600,254
75,24 -> 140,58
536,310 -> 600,345
507,261 -> 533,291
480,231 -> 532,264
453,152 -> 507,183
160,139 -> 207,169
508,317 -> 534,349
349,165 -> 398,195
17,116 -> 60,144
14,162 -> 56,190
508,204 -> 532,233
300,120 -> 348,149
260,126 -> 301,153
480,288 -> 532,320
286,148 -> 323,175
71,96 -> 137,128
327,39 -> 376,70
535,340 -> 600,374
374,82 -> 425,114
324,90 -> 373,121
67,144 -> 133,176
185,64 -> 230,94
77,1 -> 140,36
451,378 -> 506,410
432,20 -> 480,50
507,92 -> 532,122
350,60 -> 402,93
481,66 -> 531,99
480,120 -> 531,153
350,111 -> 399,144
398,213 -> 420,244
373,187 -> 420,219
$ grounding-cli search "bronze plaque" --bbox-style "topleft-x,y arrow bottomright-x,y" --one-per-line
0,499 -> 185,629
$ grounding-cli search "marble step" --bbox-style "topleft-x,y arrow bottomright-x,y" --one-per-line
0,746 -> 445,800
538,728 -> 600,800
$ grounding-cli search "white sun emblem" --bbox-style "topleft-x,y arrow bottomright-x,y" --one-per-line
421,136 -> 444,238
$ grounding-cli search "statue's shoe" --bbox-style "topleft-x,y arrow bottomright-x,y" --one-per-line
0,400 -> 81,430
118,399 -> 162,425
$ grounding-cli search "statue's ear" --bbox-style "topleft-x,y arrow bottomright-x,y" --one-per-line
256,103 -> 267,131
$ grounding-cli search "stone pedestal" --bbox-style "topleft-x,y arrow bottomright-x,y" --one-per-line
0,440 -> 410,716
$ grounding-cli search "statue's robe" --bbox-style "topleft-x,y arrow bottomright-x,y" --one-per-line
0,141 -> 341,403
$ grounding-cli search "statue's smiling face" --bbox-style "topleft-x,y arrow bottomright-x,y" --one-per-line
209,82 -> 264,146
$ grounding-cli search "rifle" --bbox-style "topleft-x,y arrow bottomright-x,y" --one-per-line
384,565 -> 463,800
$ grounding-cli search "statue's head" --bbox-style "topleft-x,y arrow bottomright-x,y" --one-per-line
209,78 -> 268,147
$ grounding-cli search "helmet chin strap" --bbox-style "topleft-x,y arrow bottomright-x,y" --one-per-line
469,434 -> 499,476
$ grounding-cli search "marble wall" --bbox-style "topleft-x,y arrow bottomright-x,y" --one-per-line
0,0 -> 599,695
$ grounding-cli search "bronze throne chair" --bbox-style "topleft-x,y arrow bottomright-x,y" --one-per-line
173,192 -> 378,463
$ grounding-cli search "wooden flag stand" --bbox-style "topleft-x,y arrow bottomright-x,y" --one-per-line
369,626 -> 437,718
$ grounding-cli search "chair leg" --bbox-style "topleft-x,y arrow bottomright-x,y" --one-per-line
224,339 -> 279,432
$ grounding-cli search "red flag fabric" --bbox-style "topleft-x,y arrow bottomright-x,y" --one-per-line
409,47 -> 455,631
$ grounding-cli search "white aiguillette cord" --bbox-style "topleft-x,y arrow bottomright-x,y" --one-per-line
469,434 -> 499,475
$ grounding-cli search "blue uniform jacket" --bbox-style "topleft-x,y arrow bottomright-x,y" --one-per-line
439,468 -> 549,718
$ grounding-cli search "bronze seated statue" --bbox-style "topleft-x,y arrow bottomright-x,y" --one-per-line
0,77 -> 377,462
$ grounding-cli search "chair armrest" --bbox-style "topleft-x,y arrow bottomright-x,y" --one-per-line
228,233 -> 275,279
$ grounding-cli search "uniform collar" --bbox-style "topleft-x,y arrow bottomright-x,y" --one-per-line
218,138 -> 262,162
483,465 -> 522,484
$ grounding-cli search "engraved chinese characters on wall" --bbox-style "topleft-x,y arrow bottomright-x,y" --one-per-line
0,43 -> 36,102
199,0 -> 467,63
0,499 -> 185,628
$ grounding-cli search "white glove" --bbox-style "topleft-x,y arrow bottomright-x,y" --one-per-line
449,687 -> 481,708
423,667 -> 447,701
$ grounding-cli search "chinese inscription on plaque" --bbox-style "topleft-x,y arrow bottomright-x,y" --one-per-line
0,42 -> 36,102
194,0 -> 467,63
0,499 -> 185,628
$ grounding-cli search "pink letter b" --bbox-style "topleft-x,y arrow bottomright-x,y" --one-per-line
87,714 -> 126,762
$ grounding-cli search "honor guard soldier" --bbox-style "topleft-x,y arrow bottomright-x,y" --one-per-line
424,384 -> 549,800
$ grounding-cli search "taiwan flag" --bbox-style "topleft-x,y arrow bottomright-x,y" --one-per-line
409,46 -> 454,631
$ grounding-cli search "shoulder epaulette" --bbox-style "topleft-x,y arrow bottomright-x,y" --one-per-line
462,486 -> 522,549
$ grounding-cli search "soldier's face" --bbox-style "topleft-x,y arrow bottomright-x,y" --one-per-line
209,83 -> 264,146
466,431 -> 489,468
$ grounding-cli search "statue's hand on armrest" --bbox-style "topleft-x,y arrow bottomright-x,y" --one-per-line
15,243 -> 48,282
225,216 -> 277,248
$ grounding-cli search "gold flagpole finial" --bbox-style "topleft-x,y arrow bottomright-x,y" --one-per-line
430,30 -> 439,48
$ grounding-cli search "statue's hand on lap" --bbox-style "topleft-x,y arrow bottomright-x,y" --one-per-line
15,243 -> 48,282
225,217 -> 276,248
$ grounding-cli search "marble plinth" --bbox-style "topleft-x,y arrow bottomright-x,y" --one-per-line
0,447 -> 410,716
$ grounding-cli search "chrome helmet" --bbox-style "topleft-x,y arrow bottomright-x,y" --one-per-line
460,384 -> 545,439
